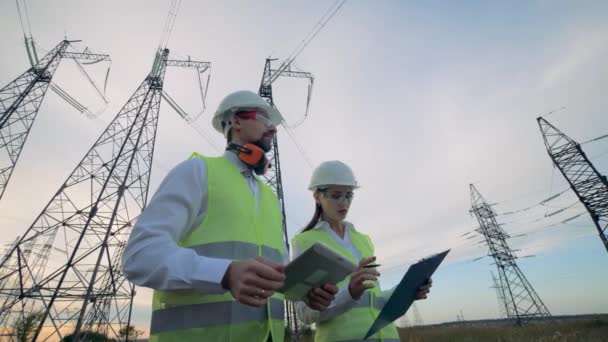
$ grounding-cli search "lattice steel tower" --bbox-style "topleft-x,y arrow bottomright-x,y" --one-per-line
470,184 -> 551,325
537,117 -> 608,254
0,39 -> 110,202
491,271 -> 509,318
258,58 -> 313,340
0,48 -> 210,341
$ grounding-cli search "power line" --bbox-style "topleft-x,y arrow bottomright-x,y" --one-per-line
456,206 -> 590,257
188,122 -> 222,153
158,0 -> 182,49
14,0 -> 28,38
162,2 -> 181,48
21,0 -> 34,38
507,211 -> 588,236
158,0 -> 176,48
71,57 -> 109,103
282,122 -> 314,168
582,133 -> 608,145
291,0 -> 345,60
500,199 -> 583,228
497,187 -> 571,216
540,106 -> 566,118
14,0 -> 34,39
590,148 -> 608,160
270,0 -> 347,85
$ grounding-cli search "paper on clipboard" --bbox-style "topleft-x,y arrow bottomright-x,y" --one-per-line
364,249 -> 450,339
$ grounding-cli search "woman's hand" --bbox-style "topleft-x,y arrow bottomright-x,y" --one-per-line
348,256 -> 379,300
306,283 -> 339,311
415,278 -> 432,300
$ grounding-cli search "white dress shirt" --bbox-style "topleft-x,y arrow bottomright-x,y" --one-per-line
122,151 -> 268,294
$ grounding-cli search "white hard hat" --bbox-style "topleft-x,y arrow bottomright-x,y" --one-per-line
212,90 -> 283,136
308,160 -> 359,190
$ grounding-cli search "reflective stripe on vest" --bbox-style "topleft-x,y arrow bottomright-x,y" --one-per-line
151,297 -> 284,335
191,241 -> 283,263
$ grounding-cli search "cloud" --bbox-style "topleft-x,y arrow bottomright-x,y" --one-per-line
540,26 -> 608,90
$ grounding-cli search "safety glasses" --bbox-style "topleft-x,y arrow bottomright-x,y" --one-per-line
318,189 -> 354,204
235,110 -> 274,128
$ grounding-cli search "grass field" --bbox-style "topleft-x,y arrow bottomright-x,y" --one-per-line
397,317 -> 608,342
296,317 -> 608,341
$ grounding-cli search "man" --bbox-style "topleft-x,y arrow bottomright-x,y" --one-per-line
123,90 -> 338,341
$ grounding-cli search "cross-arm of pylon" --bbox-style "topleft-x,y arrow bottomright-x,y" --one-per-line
270,69 -> 312,79
165,59 -> 211,102
60,50 -> 112,103
166,59 -> 210,70
164,58 -> 211,122
268,66 -> 314,126
60,51 -> 110,63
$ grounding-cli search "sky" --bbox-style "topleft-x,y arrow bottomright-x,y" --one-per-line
1,0 -> 607,336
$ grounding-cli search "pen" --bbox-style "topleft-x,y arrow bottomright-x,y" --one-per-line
363,264 -> 381,268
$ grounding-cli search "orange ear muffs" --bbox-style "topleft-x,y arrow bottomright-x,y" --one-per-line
226,143 -> 270,175
239,143 -> 264,165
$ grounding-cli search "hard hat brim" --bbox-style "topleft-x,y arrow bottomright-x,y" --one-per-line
308,184 -> 359,191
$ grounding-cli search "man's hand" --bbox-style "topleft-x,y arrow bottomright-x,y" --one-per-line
306,283 -> 338,311
415,278 -> 432,300
348,256 -> 379,300
222,256 -> 285,307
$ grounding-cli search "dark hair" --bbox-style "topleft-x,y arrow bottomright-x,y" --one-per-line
226,129 -> 232,143
302,202 -> 323,232
221,120 -> 232,143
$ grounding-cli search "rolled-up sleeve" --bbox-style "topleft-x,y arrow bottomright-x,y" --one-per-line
122,158 -> 231,294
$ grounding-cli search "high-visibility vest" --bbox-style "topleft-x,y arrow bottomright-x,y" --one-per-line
292,227 -> 400,342
149,153 -> 286,342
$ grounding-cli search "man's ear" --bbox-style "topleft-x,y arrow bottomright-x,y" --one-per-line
313,191 -> 320,204
231,116 -> 242,133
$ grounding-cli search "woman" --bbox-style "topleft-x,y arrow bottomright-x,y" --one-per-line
292,161 -> 432,342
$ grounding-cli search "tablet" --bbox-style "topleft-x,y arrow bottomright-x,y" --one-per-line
279,242 -> 357,300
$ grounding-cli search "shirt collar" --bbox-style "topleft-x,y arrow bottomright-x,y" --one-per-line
314,219 -> 354,231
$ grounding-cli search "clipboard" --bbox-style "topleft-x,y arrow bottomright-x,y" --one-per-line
279,242 -> 357,300
364,249 -> 450,339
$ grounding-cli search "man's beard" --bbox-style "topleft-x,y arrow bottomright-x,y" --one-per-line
253,136 -> 273,153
